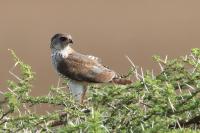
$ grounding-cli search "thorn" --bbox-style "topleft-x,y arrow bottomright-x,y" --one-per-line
168,98 -> 176,112
184,55 -> 188,61
152,121 -> 154,128
188,89 -> 192,96
185,83 -> 195,90
140,67 -> 149,92
158,63 -> 164,71
177,120 -> 182,129
141,123 -> 145,131
177,82 -> 182,93
164,55 -> 168,63
190,54 -> 197,61
125,55 -> 136,68
9,70 -> 22,81
125,55 -> 142,80
141,67 -> 144,80
7,87 -> 17,96
135,68 -> 140,80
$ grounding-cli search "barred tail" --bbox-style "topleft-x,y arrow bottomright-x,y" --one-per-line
111,78 -> 132,85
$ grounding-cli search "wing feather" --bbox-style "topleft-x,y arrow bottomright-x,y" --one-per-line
57,52 -> 116,83
87,55 -> 102,63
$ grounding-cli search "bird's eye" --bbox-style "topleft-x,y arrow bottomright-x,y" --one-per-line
60,37 -> 67,42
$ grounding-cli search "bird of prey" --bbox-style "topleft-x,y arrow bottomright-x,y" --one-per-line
50,33 -> 132,104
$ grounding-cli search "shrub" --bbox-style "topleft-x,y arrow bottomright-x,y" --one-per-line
1,49 -> 200,132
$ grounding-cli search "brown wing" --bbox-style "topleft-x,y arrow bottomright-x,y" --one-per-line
57,52 -> 116,83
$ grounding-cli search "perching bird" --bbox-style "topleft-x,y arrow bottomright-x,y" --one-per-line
50,33 -> 132,104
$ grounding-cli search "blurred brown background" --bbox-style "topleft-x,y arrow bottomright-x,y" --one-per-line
0,1 -> 200,95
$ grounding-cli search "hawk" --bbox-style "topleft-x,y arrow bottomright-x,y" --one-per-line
50,33 -> 132,104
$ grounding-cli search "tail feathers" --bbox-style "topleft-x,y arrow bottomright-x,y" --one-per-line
111,78 -> 132,85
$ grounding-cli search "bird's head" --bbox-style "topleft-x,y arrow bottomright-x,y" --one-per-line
50,33 -> 73,50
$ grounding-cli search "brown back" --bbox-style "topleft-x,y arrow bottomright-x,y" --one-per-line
57,52 -> 116,83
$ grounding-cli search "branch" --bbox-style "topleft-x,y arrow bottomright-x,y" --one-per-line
170,115 -> 200,128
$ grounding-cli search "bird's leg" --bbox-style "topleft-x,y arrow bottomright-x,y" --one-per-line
80,84 -> 87,104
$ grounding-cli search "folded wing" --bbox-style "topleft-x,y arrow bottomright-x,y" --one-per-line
57,52 -> 116,83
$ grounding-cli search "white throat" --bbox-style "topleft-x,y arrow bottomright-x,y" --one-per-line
51,45 -> 73,73
60,46 -> 71,58
51,45 -> 73,58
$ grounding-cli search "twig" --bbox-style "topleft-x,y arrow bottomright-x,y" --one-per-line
170,115 -> 200,128
0,110 -> 12,121
125,55 -> 142,80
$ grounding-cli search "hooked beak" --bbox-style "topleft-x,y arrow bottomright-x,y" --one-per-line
69,39 -> 73,44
